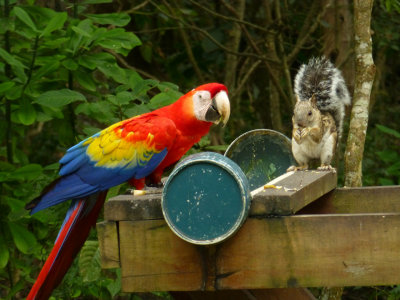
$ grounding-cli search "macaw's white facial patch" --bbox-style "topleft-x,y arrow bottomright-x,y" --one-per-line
192,90 -> 213,121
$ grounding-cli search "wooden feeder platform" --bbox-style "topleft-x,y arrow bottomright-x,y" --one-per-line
97,170 -> 400,299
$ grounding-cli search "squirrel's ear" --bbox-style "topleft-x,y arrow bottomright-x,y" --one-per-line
296,95 -> 301,103
310,94 -> 317,107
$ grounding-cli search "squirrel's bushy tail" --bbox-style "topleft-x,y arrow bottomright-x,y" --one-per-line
294,57 -> 351,137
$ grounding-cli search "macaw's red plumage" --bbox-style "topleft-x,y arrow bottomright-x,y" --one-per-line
26,83 -> 230,299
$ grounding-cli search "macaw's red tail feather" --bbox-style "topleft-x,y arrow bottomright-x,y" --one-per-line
27,191 -> 107,300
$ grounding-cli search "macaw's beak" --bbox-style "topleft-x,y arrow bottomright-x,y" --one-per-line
205,90 -> 230,126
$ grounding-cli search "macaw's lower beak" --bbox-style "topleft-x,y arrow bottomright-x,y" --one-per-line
206,90 -> 230,126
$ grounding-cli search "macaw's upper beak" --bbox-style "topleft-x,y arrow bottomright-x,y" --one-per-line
205,90 -> 230,126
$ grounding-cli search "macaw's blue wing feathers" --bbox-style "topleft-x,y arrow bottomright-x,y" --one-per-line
27,191 -> 107,300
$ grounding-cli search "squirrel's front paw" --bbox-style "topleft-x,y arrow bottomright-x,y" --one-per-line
317,164 -> 336,172
293,129 -> 302,143
300,127 -> 310,138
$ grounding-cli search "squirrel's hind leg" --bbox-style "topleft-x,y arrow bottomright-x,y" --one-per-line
318,131 -> 337,171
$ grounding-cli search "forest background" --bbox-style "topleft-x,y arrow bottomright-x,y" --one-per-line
0,0 -> 399,299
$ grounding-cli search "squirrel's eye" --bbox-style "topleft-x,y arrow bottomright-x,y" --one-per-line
308,111 -> 312,116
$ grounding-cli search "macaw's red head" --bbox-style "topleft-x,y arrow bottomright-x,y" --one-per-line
190,83 -> 230,126
169,83 -> 230,129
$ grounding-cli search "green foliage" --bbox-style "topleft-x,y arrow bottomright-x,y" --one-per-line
0,1 -> 181,298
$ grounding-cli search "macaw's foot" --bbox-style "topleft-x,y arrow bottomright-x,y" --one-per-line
146,181 -> 164,189
317,164 -> 336,172
287,165 -> 308,172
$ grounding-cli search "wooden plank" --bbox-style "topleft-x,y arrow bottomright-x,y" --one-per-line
117,213 -> 400,291
104,190 -> 163,221
250,170 -> 337,215
97,221 -> 120,268
103,171 -> 337,221
217,214 -> 400,289
119,220 -> 204,292
299,186 -> 400,214
170,288 -> 316,300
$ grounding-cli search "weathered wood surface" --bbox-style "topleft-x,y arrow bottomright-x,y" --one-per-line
299,185 -> 400,214
170,288 -> 316,300
250,170 -> 337,215
97,221 -> 119,268
104,170 -> 337,221
116,213 -> 400,292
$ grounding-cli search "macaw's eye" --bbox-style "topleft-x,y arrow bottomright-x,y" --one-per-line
308,111 -> 312,116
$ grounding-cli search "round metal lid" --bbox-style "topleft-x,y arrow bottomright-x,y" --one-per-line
162,152 -> 251,245
225,129 -> 295,190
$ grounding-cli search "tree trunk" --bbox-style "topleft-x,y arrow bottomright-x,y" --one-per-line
321,1 -> 375,299
344,0 -> 375,187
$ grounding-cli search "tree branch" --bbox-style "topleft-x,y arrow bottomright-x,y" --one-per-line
287,1 -> 332,64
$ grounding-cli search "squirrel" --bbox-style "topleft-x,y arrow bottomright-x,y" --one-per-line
287,57 -> 351,171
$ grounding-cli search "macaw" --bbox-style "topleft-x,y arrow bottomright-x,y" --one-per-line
26,83 -> 230,300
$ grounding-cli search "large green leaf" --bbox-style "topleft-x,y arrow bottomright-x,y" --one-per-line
0,81 -> 15,94
79,240 -> 101,282
95,29 -> 141,56
0,234 -> 9,268
40,11 -> 67,37
376,124 -> 400,139
8,222 -> 37,254
13,6 -> 38,32
74,70 -> 97,91
0,48 -> 27,69
78,52 -> 115,70
36,89 -> 86,108
9,164 -> 43,181
85,13 -> 130,26
17,100 -> 37,125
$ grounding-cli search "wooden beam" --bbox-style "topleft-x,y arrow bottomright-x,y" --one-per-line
104,170 -> 337,222
97,221 -> 120,268
117,213 -> 400,292
104,190 -> 163,221
250,170 -> 337,215
170,288 -> 316,300
119,220 -> 204,292
298,186 -> 400,214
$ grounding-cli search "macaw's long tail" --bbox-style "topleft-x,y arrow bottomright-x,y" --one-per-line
27,191 -> 108,300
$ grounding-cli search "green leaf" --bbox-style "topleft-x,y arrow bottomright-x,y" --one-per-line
34,60 -> 60,79
5,85 -> 23,100
82,0 -> 112,3
17,99 -> 37,125
78,52 -> 115,70
13,7 -> 38,32
85,13 -> 131,26
0,81 -> 15,94
95,29 -> 141,56
40,11 -> 67,37
36,89 -> 86,108
97,62 -> 127,84
130,79 -> 158,99
0,48 -> 27,69
0,234 -> 9,269
115,91 -> 133,105
74,70 -> 97,91
10,164 -> 43,181
149,93 -> 176,109
376,124 -> 400,139
62,58 -> 79,71
71,25 -> 92,38
8,222 -> 37,254
79,240 -> 101,282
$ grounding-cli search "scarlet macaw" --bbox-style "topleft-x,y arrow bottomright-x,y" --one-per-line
26,83 -> 230,299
